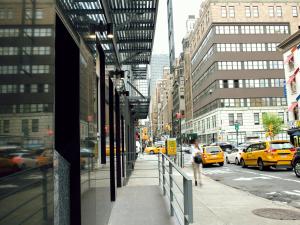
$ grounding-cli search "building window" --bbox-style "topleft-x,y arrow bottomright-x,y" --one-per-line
31,84 -> 38,93
253,6 -> 259,17
276,6 -> 282,17
221,6 -> 227,17
278,112 -> 284,123
0,47 -> 18,55
266,25 -> 288,34
245,6 -> 251,17
23,28 -> 52,37
269,61 -> 283,69
292,6 -> 298,17
254,113 -> 260,125
237,113 -> 243,125
267,43 -> 279,51
228,6 -> 235,18
0,65 -> 18,75
32,119 -> 39,132
25,9 -> 44,20
0,28 -> 19,37
22,119 -> 29,135
44,84 -> 49,93
0,8 -> 13,19
229,114 -> 234,126
3,120 -> 9,133
268,6 -> 274,17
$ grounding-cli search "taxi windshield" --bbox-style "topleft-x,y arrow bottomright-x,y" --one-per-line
205,146 -> 221,153
270,142 -> 293,150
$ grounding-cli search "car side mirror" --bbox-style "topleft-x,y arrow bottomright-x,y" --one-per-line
243,149 -> 246,153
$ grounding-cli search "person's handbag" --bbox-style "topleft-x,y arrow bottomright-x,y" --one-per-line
193,153 -> 202,164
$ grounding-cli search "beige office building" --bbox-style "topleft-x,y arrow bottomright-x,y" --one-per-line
190,0 -> 300,144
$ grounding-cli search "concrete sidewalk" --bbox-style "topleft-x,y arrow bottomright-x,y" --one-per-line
108,155 -> 177,225
183,166 -> 300,225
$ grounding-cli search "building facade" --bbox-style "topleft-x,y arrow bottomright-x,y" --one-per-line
172,56 -> 185,139
278,30 -> 300,146
182,16 -> 196,137
149,54 -> 169,96
190,0 -> 300,144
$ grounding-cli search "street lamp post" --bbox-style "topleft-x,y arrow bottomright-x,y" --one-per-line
234,121 -> 240,146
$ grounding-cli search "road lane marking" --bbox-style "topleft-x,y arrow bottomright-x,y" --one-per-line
232,169 -> 300,184
283,191 -> 300,196
266,192 -> 277,195
234,176 -> 272,181
0,184 -> 18,188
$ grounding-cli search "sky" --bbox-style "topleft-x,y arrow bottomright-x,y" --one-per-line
152,0 -> 202,57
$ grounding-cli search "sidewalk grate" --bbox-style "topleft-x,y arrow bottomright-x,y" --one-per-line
252,208 -> 300,220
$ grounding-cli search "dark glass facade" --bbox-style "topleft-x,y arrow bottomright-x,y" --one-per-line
0,1 -> 55,224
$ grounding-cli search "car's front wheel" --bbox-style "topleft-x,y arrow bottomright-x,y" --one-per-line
294,160 -> 300,178
235,158 -> 239,165
219,162 -> 224,167
226,157 -> 230,164
258,159 -> 265,171
150,150 -> 154,155
241,159 -> 247,168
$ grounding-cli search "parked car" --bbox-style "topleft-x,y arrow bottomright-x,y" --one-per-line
240,140 -> 295,171
36,149 -> 53,167
225,148 -> 243,165
0,157 -> 20,177
292,147 -> 300,177
8,152 -> 38,169
210,142 -> 235,153
182,145 -> 192,154
202,146 -> 224,167
145,146 -> 166,154
80,148 -> 94,158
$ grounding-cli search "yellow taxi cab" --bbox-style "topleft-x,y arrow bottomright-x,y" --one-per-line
157,146 -> 166,154
145,146 -> 158,154
202,146 -> 224,166
240,140 -> 295,171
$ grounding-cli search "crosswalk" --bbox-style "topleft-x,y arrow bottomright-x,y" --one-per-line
202,168 -> 234,175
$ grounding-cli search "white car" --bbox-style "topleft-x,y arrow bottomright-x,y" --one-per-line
225,148 -> 243,165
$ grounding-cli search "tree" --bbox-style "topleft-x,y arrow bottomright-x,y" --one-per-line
262,113 -> 284,140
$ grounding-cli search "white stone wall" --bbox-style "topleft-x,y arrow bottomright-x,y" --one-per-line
193,106 -> 289,144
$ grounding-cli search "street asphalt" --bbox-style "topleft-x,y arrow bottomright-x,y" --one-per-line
183,152 -> 300,209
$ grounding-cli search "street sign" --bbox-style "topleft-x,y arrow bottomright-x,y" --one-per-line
234,123 -> 240,131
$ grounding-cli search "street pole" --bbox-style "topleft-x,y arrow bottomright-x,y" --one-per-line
180,117 -> 183,168
236,129 -> 238,146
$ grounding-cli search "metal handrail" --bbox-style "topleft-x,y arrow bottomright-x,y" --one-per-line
158,153 -> 193,225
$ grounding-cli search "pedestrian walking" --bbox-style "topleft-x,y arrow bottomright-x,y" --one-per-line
191,139 -> 203,186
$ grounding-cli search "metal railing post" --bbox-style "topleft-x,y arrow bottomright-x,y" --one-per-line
183,178 -> 193,225
162,155 -> 166,196
169,160 -> 174,216
88,156 -> 91,189
158,153 -> 161,187
42,167 -> 48,220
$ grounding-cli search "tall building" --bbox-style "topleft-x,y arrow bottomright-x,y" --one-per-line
172,56 -> 185,139
149,54 -> 169,96
0,1 -> 55,148
156,67 -> 173,137
186,15 -> 196,34
183,16 -> 196,137
167,0 -> 176,70
190,0 -> 300,144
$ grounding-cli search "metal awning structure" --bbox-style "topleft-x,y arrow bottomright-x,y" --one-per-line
57,0 -> 158,68
128,96 -> 150,119
57,0 -> 158,119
